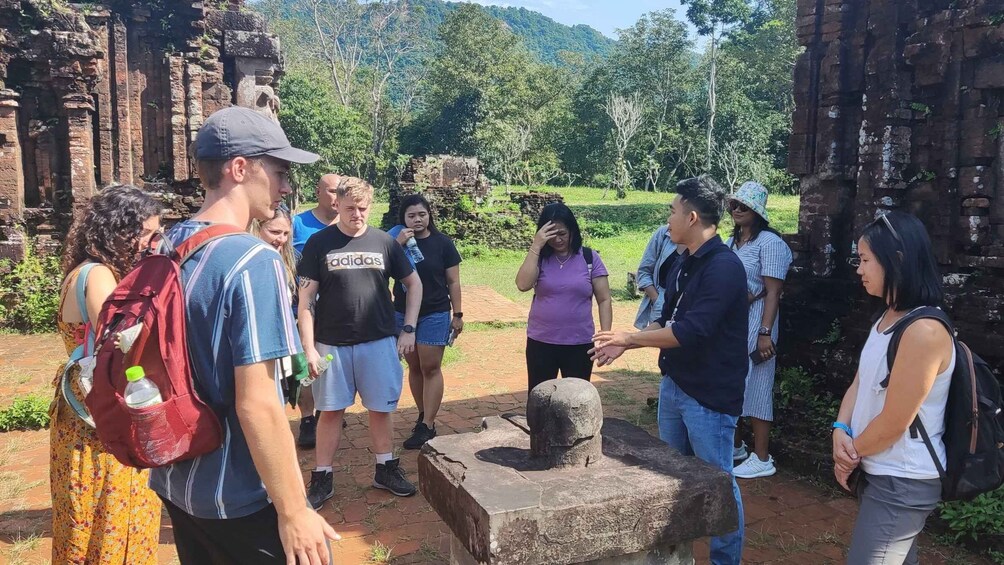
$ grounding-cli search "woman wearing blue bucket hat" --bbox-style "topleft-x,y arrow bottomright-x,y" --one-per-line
727,181 -> 793,479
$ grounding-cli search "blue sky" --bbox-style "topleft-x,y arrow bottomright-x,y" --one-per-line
467,0 -> 690,39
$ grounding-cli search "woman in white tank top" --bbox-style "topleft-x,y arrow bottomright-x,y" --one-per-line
831,212 -> 956,565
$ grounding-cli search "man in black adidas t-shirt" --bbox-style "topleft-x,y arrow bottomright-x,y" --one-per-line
297,177 -> 422,509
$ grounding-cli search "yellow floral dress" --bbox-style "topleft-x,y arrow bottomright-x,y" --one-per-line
49,264 -> 160,564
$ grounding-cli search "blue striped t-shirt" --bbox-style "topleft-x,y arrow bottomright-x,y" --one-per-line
149,221 -> 302,519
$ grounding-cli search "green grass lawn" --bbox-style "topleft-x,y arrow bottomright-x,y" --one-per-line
299,186 -> 800,305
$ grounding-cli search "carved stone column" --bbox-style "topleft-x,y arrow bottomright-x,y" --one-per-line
63,94 -> 97,223
224,29 -> 282,121
0,89 -> 24,222
0,89 -> 26,261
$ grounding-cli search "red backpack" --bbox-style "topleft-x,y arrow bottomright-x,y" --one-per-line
88,224 -> 243,468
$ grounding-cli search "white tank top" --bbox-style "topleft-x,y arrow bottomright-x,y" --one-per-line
850,310 -> 955,479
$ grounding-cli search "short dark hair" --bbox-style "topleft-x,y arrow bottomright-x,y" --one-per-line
398,193 -> 436,232
675,175 -> 726,226
860,211 -> 943,310
536,202 -> 582,258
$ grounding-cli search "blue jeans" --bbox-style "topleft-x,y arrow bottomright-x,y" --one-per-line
658,377 -> 744,565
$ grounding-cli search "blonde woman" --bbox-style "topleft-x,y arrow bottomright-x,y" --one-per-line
251,205 -> 310,408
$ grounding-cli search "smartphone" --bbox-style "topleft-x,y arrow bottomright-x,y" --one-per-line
749,350 -> 767,365
447,327 -> 456,347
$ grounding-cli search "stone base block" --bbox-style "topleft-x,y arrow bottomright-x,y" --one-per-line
450,536 -> 695,565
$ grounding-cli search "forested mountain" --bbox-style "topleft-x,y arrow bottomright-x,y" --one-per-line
256,0 -> 615,65
409,0 -> 615,64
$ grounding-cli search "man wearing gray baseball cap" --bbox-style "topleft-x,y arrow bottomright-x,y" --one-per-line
150,107 -> 339,565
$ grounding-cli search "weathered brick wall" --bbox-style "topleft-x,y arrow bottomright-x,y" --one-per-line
780,0 -> 1004,467
0,0 -> 282,261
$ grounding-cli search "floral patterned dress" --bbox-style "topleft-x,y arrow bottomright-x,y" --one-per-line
49,264 -> 160,564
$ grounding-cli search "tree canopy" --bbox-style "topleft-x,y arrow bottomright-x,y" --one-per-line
259,0 -> 801,196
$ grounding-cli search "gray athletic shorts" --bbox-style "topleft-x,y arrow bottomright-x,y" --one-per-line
314,336 -> 403,413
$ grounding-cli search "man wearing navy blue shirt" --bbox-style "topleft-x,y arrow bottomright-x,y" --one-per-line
592,175 -> 748,565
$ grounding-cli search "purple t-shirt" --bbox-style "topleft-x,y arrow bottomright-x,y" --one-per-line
527,249 -> 609,345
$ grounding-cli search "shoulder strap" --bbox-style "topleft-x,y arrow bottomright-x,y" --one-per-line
583,247 -> 593,278
174,224 -> 245,265
74,263 -> 98,355
882,306 -> 954,481
883,307 -> 954,382
74,263 -> 97,327
61,262 -> 99,428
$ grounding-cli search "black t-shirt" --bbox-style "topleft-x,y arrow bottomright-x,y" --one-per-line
393,231 -> 462,316
297,226 -> 413,346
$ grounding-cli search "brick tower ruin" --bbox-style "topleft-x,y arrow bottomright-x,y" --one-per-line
0,0 -> 283,260
779,0 -> 1004,464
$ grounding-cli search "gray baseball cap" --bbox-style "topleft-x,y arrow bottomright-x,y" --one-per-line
195,106 -> 320,164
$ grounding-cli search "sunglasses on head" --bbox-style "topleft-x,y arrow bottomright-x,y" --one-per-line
871,212 -> 903,247
729,201 -> 750,213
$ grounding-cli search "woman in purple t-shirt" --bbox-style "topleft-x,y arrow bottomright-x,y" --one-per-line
516,203 -> 613,392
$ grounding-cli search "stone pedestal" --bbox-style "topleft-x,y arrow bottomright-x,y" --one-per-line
449,535 -> 695,565
419,404 -> 738,565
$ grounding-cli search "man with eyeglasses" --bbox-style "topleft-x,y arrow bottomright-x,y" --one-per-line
591,175 -> 749,565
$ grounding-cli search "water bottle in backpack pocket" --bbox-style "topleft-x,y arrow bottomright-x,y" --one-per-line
123,366 -> 188,467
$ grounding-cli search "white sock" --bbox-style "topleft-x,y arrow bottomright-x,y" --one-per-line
375,452 -> 394,465
315,466 -> 333,473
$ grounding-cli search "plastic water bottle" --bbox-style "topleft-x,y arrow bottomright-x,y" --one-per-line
124,366 -> 162,409
301,354 -> 333,387
405,237 -> 425,264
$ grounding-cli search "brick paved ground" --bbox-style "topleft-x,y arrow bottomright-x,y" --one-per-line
463,285 -> 528,324
0,302 -> 992,564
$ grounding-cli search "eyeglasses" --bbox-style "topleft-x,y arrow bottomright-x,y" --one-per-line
729,201 -> 750,213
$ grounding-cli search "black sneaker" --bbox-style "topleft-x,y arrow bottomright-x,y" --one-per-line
412,411 -> 424,433
373,458 -> 416,497
306,470 -> 334,509
297,416 -> 317,449
404,422 -> 437,450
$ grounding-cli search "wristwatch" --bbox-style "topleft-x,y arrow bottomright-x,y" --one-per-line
402,325 -> 416,334
453,312 -> 463,319
758,326 -> 771,336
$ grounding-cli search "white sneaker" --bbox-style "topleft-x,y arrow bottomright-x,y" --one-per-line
733,453 -> 776,479
732,442 -> 749,462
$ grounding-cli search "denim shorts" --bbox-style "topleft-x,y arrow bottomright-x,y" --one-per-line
395,311 -> 452,346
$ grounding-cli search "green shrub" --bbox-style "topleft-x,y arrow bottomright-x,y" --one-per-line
774,366 -> 839,438
939,489 -> 1004,543
580,219 -> 624,239
0,244 -> 62,333
0,394 -> 51,431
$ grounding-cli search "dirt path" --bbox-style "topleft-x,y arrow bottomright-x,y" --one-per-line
0,303 -> 991,564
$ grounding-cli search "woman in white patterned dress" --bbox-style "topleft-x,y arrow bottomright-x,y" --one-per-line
726,181 -> 793,479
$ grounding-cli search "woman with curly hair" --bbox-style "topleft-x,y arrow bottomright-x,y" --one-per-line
51,184 -> 163,564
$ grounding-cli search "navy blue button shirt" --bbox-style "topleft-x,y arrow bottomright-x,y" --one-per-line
656,235 -> 749,416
